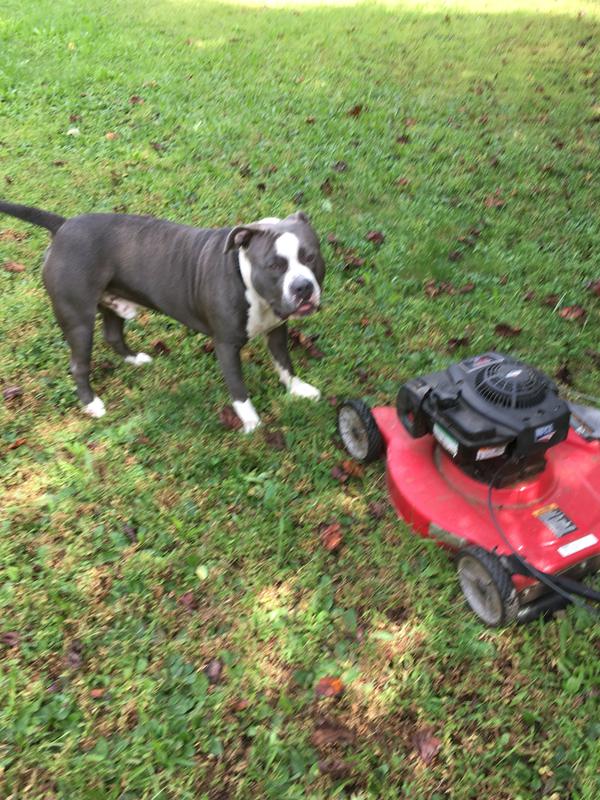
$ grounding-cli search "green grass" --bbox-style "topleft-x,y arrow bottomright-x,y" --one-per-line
1,1 -> 599,798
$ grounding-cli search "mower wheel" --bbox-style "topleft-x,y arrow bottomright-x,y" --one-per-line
457,546 -> 519,627
337,400 -> 383,463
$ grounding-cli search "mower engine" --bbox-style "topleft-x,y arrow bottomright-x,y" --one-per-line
397,352 -> 571,486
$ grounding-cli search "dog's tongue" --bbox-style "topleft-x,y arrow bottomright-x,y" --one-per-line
298,302 -> 313,315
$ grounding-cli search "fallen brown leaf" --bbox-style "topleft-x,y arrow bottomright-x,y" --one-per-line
495,322 -> 522,337
105,132 -> 119,141
347,104 -> 363,117
459,282 -> 476,294
587,279 -> 600,297
318,758 -> 352,779
558,305 -> 586,321
204,658 -> 223,685
1,631 -> 20,647
3,261 -> 26,273
152,339 -> 171,355
8,437 -> 27,450
2,386 -> 23,402
484,190 -> 505,208
66,639 -> 84,670
541,293 -> 559,307
305,116 -> 316,124
315,676 -> 345,698
90,688 -> 105,699
263,429 -> 286,450
178,591 -> 197,610
333,160 -> 348,172
341,459 -> 364,478
447,336 -> 470,351
219,406 -> 243,431
368,501 -> 387,520
413,727 -> 442,764
555,364 -> 573,385
129,95 -> 144,105
522,290 -> 536,302
320,177 -> 334,196
330,465 -> 349,484
365,230 -> 385,245
320,523 -> 343,552
0,229 -> 28,242
311,721 -> 355,748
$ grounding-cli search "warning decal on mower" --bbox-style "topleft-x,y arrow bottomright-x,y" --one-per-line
533,504 -> 577,537
558,533 -> 598,558
433,423 -> 459,457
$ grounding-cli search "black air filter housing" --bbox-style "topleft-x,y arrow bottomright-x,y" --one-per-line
397,353 -> 570,482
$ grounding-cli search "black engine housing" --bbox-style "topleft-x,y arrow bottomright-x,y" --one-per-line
397,353 -> 570,485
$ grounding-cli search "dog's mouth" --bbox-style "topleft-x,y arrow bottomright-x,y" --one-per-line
294,300 -> 318,317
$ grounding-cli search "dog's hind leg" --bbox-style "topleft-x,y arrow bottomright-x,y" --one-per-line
100,307 -> 152,366
51,305 -> 105,417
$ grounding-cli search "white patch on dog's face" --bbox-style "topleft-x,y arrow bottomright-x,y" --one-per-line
275,232 -> 321,312
238,249 -> 283,339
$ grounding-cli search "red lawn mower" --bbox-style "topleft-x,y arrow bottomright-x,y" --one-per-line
338,352 -> 600,626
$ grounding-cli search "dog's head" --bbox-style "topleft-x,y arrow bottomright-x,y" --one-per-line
224,211 -> 325,319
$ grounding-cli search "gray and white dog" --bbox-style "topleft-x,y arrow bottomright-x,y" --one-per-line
0,201 -> 325,431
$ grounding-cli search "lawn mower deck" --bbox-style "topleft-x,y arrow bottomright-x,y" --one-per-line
338,353 -> 600,626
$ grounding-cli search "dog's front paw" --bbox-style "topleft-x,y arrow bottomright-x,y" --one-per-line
83,396 -> 106,418
289,377 -> 321,400
233,399 -> 261,434
125,352 -> 153,366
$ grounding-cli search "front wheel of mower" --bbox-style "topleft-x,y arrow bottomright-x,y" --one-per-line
337,399 -> 383,463
457,546 -> 519,627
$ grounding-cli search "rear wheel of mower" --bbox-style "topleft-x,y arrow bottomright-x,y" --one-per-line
337,400 -> 383,463
457,546 -> 519,627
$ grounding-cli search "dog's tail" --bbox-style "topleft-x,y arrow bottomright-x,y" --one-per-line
0,200 -> 66,235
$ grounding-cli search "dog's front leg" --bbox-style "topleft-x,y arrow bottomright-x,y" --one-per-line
267,324 -> 321,400
214,340 -> 260,433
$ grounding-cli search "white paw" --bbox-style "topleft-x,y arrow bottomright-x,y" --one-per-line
242,418 -> 261,434
289,377 -> 321,400
233,399 -> 261,434
83,396 -> 106,418
125,352 -> 153,366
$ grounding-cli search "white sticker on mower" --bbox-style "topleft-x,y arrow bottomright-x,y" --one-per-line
476,444 -> 506,461
557,533 -> 598,558
433,423 -> 458,457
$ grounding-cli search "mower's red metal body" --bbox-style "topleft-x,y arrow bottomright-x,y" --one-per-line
373,406 -> 600,596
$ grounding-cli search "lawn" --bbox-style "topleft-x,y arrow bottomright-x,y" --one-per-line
1,0 -> 599,798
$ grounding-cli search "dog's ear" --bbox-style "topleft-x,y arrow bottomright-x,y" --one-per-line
292,210 -> 310,223
224,226 -> 255,253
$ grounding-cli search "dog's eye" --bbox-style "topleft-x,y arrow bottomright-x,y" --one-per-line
269,257 -> 287,272
299,248 -> 315,264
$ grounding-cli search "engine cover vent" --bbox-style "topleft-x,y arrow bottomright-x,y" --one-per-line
474,361 -> 548,409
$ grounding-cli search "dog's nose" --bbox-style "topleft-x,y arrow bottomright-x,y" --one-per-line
290,277 -> 314,301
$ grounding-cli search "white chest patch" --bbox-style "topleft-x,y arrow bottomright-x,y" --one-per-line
100,293 -> 140,320
238,250 -> 283,338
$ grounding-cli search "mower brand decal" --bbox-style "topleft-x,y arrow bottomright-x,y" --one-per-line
475,444 -> 506,461
433,423 -> 458,457
460,353 -> 503,373
534,423 -> 555,443
533,504 -> 577,537
558,533 -> 598,558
